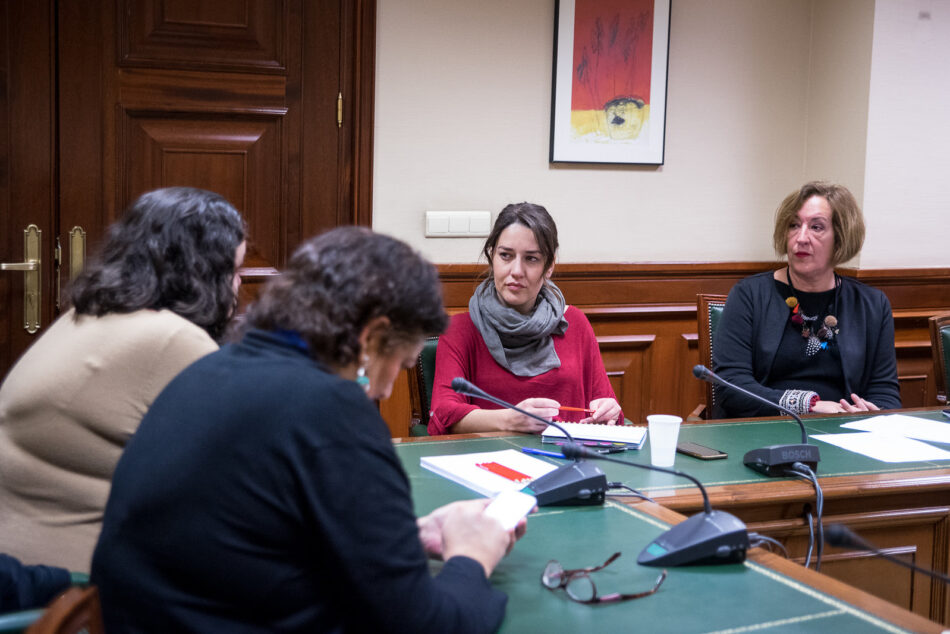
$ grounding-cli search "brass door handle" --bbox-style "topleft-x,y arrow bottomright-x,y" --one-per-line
1,261 -> 39,271
69,226 -> 86,280
3,224 -> 42,333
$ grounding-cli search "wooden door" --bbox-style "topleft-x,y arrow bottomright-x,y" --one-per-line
1,0 -> 375,377
0,0 -> 57,375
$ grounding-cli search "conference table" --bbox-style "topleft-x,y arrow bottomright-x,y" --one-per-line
630,407 -> 950,625
394,407 -> 950,632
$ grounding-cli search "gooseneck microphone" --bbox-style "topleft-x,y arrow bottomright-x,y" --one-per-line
692,365 -> 820,476
562,443 -> 749,567
825,524 -> 950,584
450,377 -> 608,507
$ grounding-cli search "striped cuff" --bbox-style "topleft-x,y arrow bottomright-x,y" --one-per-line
779,389 -> 819,415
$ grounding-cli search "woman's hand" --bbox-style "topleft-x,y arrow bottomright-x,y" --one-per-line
451,399 -> 558,434
811,394 -> 880,414
418,501 -> 464,559
839,393 -> 880,413
505,398 -> 560,433
582,398 -> 621,424
810,400 -> 845,414
423,498 -> 527,578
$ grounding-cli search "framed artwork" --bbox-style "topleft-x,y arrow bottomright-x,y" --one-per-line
549,0 -> 671,165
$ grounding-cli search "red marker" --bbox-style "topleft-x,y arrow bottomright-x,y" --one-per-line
476,462 -> 531,483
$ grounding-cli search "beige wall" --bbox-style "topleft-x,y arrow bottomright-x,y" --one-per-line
862,0 -> 950,268
373,0 -> 949,268
802,0 -> 874,206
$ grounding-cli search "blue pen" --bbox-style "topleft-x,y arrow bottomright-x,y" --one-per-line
521,447 -> 569,460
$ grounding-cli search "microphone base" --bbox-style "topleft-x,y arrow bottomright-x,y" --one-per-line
527,461 -> 607,507
638,510 -> 749,567
743,444 -> 820,477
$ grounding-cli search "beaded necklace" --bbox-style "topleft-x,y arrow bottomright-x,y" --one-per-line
784,267 -> 840,357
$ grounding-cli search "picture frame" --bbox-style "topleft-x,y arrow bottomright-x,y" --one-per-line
549,0 -> 671,165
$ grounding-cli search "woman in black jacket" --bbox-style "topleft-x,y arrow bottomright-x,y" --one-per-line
713,181 -> 901,418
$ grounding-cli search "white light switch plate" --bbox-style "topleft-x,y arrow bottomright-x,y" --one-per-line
426,211 -> 491,237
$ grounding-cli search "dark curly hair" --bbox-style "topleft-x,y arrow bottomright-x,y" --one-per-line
247,226 -> 448,368
69,187 -> 246,340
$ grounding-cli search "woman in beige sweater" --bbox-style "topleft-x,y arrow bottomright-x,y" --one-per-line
0,187 -> 246,572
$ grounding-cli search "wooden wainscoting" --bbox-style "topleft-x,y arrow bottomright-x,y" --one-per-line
378,264 -> 950,438
776,507 -> 950,622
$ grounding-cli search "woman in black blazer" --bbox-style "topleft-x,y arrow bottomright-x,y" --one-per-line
713,181 -> 901,418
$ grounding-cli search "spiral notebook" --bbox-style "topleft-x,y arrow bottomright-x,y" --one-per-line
541,422 -> 646,448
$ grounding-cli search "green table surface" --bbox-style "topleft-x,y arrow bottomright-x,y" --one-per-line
656,409 -> 950,489
393,416 -> 949,633
402,410 -> 950,505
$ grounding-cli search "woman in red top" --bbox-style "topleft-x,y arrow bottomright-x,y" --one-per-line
428,202 -> 621,435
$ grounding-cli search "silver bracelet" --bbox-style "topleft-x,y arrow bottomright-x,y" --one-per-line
779,389 -> 818,415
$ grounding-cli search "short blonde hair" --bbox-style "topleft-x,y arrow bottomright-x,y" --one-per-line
772,181 -> 865,266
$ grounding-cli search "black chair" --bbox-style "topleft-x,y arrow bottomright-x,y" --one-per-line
929,312 -> 950,404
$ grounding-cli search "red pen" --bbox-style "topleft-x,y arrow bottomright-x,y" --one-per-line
558,406 -> 595,414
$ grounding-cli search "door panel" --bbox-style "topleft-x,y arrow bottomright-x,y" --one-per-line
120,0 -> 286,72
123,115 -> 283,272
1,0 -> 375,377
0,0 -> 56,372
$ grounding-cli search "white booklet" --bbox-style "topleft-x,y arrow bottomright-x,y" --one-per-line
541,422 -> 646,448
420,449 -> 559,497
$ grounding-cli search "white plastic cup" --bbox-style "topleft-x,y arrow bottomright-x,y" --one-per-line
647,415 -> 682,467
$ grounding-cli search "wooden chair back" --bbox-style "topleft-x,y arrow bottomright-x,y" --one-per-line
26,586 -> 103,634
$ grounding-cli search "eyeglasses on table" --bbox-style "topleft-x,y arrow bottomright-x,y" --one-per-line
541,551 -> 667,604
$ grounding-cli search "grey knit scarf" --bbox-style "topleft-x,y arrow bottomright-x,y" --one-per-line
468,278 -> 568,377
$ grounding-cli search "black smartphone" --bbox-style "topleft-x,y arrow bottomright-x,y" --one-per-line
676,441 -> 727,460
943,408 -> 950,420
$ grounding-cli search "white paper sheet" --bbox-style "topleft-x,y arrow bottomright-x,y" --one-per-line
840,413 -> 950,444
810,432 -> 950,463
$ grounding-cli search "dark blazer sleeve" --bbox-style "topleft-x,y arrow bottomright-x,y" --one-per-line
0,554 -> 71,611
842,281 -> 901,409
712,274 -> 789,417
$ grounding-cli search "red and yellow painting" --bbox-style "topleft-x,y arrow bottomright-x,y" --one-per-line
570,0 -> 655,141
